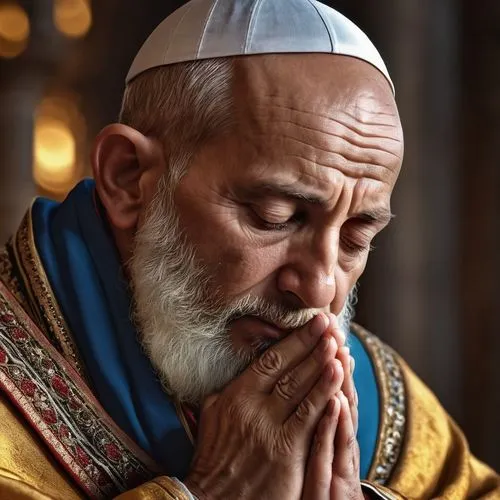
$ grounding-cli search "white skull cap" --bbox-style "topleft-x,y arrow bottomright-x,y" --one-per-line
126,0 -> 394,94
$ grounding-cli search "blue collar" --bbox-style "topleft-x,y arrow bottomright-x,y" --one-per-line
31,179 -> 193,478
30,178 -> 379,480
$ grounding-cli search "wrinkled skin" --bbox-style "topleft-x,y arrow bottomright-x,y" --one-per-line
184,314 -> 362,500
92,53 -> 404,499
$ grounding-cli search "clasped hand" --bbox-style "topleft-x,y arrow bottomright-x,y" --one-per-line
185,314 -> 363,499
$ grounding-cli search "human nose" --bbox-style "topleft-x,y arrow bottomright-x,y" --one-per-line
277,229 -> 339,309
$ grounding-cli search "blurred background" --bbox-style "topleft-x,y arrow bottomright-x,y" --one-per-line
0,0 -> 498,471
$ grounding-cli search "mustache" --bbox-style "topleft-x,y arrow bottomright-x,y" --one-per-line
224,296 -> 321,331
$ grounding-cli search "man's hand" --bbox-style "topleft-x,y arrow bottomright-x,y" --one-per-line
184,313 -> 344,500
302,340 -> 363,500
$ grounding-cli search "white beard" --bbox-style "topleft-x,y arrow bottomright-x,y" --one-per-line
130,178 -> 358,405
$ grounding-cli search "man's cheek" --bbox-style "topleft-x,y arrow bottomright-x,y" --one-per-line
211,247 -> 276,296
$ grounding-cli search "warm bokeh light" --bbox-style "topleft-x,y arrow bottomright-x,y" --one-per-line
33,95 -> 87,196
54,0 -> 92,38
0,3 -> 30,58
0,3 -> 29,42
34,117 -> 77,193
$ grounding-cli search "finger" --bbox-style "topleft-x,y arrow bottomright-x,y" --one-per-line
326,313 -> 346,348
285,358 -> 344,442
337,347 -> 358,435
201,393 -> 219,410
270,333 -> 339,421
350,358 -> 359,436
334,392 -> 360,478
302,397 -> 340,500
241,313 -> 329,392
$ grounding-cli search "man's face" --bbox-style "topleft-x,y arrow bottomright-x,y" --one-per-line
130,54 -> 403,404
174,55 -> 402,346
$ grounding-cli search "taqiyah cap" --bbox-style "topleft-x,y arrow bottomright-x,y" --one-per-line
126,0 -> 393,93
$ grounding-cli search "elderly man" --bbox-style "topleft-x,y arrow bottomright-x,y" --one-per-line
0,0 -> 498,498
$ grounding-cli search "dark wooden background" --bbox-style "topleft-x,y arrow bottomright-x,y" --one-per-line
1,0 -> 498,470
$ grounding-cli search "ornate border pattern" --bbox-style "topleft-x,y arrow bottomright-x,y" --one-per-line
13,211 -> 86,378
0,280 -> 159,498
3,204 -> 406,492
351,324 -> 406,485
0,242 -> 28,310
13,206 -> 197,460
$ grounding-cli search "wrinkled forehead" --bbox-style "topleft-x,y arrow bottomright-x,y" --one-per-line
233,53 -> 399,123
230,54 -> 404,178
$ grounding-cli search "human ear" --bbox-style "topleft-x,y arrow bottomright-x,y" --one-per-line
91,123 -> 163,231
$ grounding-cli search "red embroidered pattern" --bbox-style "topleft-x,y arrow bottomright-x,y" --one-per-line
0,282 -> 158,498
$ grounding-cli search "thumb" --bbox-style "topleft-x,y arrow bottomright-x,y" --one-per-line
201,392 -> 219,410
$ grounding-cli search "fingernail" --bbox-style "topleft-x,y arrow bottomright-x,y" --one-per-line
350,356 -> 355,375
333,358 -> 343,372
337,327 -> 346,346
328,314 -> 345,344
339,346 -> 350,360
333,396 -> 341,416
328,313 -> 339,330
340,392 -> 348,405
310,313 -> 328,337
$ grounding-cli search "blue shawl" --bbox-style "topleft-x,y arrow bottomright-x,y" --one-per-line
31,179 -> 379,479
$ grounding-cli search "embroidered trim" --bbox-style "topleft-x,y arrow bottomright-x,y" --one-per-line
0,280 -> 159,498
351,324 -> 406,485
153,477 -> 193,499
0,242 -> 28,309
360,481 -> 399,500
13,210 -> 86,378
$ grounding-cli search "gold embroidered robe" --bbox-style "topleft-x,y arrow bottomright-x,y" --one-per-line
0,212 -> 498,499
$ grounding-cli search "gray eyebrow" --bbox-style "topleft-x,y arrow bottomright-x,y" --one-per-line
240,182 -> 394,226
242,182 -> 326,205
355,208 -> 395,226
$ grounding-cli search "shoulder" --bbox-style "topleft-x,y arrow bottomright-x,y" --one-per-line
0,280 -> 161,497
0,275 -> 82,497
350,324 -> 500,499
0,391 -> 82,498
349,323 -> 406,484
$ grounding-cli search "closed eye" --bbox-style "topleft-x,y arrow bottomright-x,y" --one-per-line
340,236 -> 372,255
249,207 -> 306,231
340,221 -> 377,255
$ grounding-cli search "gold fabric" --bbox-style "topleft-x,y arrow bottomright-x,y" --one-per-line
353,324 -> 407,484
0,394 -> 187,500
11,211 -> 87,378
0,210 -> 499,499
115,477 -> 191,499
0,349 -> 498,499
0,394 -> 83,499
383,356 -> 500,499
